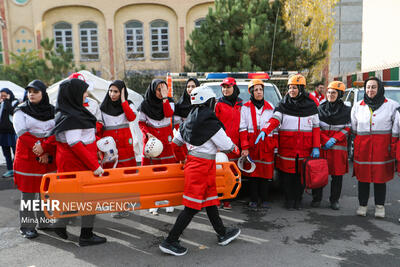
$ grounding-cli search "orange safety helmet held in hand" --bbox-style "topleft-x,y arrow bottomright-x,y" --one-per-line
248,79 -> 264,93
327,81 -> 345,92
288,74 -> 306,86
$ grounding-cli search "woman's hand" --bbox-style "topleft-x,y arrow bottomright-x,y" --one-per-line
241,149 -> 249,157
147,133 -> 154,139
160,83 -> 168,99
310,148 -> 320,158
120,89 -> 126,103
255,132 -> 265,144
38,153 -> 49,164
33,143 -> 44,156
93,166 -> 104,176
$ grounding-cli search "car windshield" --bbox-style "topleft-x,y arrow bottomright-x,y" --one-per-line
357,88 -> 400,104
205,84 -> 281,107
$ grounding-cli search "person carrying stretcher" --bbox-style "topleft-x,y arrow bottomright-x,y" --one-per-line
159,85 -> 241,256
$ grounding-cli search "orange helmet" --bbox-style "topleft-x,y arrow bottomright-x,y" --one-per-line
288,74 -> 306,86
327,81 -> 345,92
248,79 -> 264,93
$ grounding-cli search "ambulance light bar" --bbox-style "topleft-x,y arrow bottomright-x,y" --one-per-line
383,81 -> 400,87
206,72 -> 270,80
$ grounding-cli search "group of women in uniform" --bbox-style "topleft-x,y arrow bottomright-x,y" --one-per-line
11,72 -> 400,252
255,74 -> 400,219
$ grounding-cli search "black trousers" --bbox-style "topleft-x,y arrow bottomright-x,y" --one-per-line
166,206 -> 226,243
358,181 -> 386,206
1,145 -> 15,171
312,175 -> 343,203
55,215 -> 95,238
249,177 -> 270,203
281,171 -> 304,203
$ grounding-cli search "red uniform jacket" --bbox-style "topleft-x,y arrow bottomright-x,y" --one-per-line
215,98 -> 242,161
138,100 -> 176,165
13,110 -> 56,193
352,99 -> 399,183
319,120 -> 350,175
101,101 -> 137,168
262,111 -> 321,174
239,100 -> 277,179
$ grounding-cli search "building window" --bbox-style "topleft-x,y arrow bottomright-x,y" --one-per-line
13,0 -> 28,5
150,20 -> 169,59
125,21 -> 144,60
54,22 -> 73,52
195,18 -> 205,29
79,21 -> 99,60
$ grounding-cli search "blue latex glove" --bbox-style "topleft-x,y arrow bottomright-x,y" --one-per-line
255,132 -> 266,144
310,148 -> 320,158
324,138 -> 336,149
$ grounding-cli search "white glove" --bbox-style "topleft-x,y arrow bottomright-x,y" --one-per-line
93,166 -> 104,176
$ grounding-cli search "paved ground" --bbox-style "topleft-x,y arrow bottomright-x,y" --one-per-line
1,163 -> 400,267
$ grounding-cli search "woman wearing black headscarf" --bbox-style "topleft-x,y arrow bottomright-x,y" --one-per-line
52,78 -> 106,246
352,77 -> 399,218
138,79 -> 177,214
100,80 -> 137,168
215,77 -> 242,209
138,79 -> 176,166
13,80 -> 56,239
173,78 -> 199,127
239,79 -> 277,210
160,85 -> 241,256
0,88 -> 19,177
255,74 -> 321,210
311,81 -> 351,210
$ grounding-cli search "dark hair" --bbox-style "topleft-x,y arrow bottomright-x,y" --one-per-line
315,82 -> 324,87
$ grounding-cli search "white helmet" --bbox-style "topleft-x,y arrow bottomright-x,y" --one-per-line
190,85 -> 216,105
97,136 -> 118,167
237,155 -> 256,173
144,137 -> 163,158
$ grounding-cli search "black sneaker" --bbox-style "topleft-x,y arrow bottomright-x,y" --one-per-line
20,228 -> 38,239
54,227 -> 68,240
217,227 -> 241,246
310,201 -> 321,208
294,200 -> 303,210
159,239 -> 188,256
79,233 -> 107,247
284,200 -> 295,210
330,201 -> 340,210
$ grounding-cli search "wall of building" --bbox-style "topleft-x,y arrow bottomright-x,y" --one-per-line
1,0 -> 213,79
329,0 -> 362,78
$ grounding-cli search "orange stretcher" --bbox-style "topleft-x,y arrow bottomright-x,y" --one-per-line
40,162 -> 241,218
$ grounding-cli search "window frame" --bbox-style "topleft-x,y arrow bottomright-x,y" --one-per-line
79,21 -> 99,61
150,20 -> 169,60
124,20 -> 145,60
53,22 -> 73,54
194,18 -> 206,29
